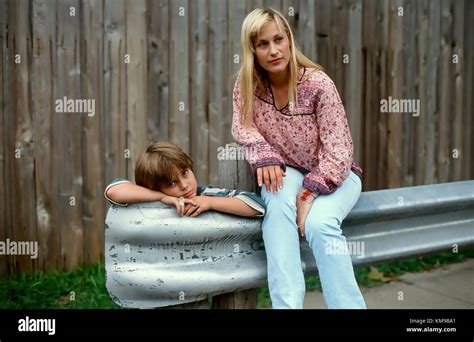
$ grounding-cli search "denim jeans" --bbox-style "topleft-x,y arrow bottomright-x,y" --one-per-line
261,166 -> 366,309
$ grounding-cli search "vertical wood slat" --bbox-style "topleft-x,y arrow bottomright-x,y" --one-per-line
103,0 -> 127,183
462,0 -> 473,180
190,0 -> 209,184
157,0 -> 170,141
330,0 -> 345,98
377,0 -> 390,190
414,0 -> 428,186
208,0 -> 227,184
169,0 -> 190,153
146,0 -> 161,143
361,0 -> 378,191
346,0 -> 362,165
126,0 -> 148,180
425,0 -> 441,184
9,0 -> 37,273
437,0 -> 452,183
0,0 -> 9,275
299,0 -> 316,66
56,0 -> 84,270
81,0 -> 104,263
32,0 -> 60,271
386,0 -> 403,189
451,0 -> 464,181
282,0 -> 299,38
402,0 -> 416,187
315,0 -> 330,70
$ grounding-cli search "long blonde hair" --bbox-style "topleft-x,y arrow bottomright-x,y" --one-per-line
239,8 -> 323,126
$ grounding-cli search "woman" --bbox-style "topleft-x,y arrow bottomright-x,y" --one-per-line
231,8 -> 366,309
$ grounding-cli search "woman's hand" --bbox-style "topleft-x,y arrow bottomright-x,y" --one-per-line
257,165 -> 286,193
161,195 -> 197,216
296,189 -> 317,238
182,196 -> 212,217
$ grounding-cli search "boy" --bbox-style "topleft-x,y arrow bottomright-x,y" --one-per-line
105,141 -> 265,217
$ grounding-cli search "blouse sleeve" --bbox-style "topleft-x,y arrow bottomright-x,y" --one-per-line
231,75 -> 286,174
302,73 -> 354,195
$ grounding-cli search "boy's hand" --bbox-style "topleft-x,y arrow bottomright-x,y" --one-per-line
161,195 -> 197,216
183,196 -> 211,217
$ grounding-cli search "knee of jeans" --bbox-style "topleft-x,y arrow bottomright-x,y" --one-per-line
261,186 -> 297,209
305,214 -> 342,242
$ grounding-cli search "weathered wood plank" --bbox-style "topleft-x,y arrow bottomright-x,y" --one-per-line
377,0 -> 390,190
414,0 -> 428,186
299,0 -> 316,64
316,0 -> 331,69
103,0 -> 127,183
208,0 -> 227,184
402,0 -> 416,187
9,0 -> 37,273
31,0 -> 60,272
450,0 -> 464,181
0,0 -> 8,276
386,0 -> 403,189
126,0 -> 148,180
156,0 -> 170,141
169,0 -> 190,153
190,0 -> 209,184
56,0 -> 85,270
81,0 -> 105,263
437,0 -> 452,183
425,0 -> 441,184
462,0 -> 473,180
346,0 -> 362,165
361,0 -> 379,191
282,0 -> 299,38
147,0 -> 161,142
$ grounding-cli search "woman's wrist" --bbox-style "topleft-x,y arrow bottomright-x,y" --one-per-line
299,188 -> 318,202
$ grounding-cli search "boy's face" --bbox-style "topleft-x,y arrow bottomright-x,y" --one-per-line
160,168 -> 198,199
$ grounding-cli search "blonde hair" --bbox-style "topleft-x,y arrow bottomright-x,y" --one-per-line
135,141 -> 193,191
238,7 -> 323,126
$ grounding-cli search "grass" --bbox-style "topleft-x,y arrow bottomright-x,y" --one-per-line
0,248 -> 473,309
257,247 -> 474,308
0,262 -> 120,309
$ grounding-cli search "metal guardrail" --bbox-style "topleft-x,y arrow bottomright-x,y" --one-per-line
105,180 -> 474,309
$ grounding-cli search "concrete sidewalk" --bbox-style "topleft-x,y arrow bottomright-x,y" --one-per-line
304,258 -> 474,309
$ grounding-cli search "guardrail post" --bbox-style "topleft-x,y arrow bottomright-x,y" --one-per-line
211,151 -> 259,309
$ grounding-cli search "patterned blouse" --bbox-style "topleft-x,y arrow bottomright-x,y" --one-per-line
231,67 -> 362,195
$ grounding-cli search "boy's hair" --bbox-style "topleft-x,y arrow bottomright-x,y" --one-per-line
135,141 -> 193,191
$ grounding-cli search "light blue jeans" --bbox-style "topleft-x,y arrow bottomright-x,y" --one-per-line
261,166 -> 366,309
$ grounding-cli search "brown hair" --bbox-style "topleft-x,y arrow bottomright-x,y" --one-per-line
135,141 -> 193,191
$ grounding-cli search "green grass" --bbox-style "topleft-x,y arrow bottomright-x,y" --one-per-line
257,247 -> 474,308
0,262 -> 120,309
1,248 -> 473,309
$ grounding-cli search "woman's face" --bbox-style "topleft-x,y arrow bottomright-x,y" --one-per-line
254,20 -> 291,77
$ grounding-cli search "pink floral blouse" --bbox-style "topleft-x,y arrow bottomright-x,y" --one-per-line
231,67 -> 362,195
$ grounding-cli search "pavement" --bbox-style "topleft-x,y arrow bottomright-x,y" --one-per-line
303,258 -> 474,309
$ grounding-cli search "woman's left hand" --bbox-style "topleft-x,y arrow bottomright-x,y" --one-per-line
296,190 -> 317,238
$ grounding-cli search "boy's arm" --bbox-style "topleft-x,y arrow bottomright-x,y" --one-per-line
105,180 -> 165,205
184,186 -> 265,217
105,179 -> 196,215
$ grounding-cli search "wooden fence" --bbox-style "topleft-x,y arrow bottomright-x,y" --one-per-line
0,0 -> 473,275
